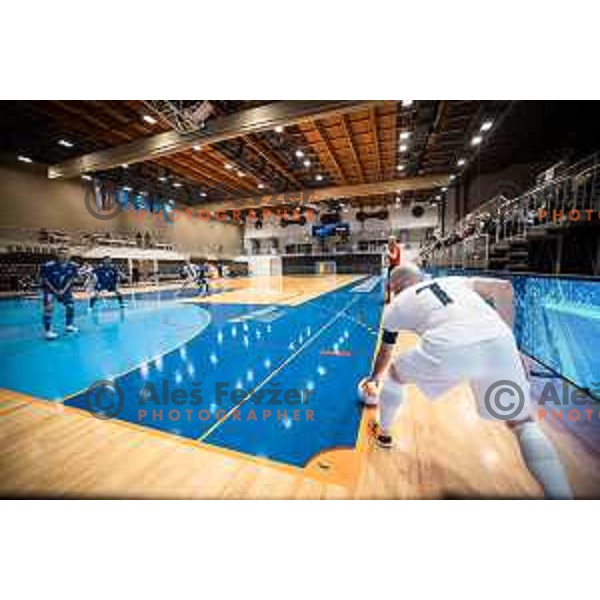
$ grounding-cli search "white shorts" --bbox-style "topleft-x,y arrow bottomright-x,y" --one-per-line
392,334 -> 531,422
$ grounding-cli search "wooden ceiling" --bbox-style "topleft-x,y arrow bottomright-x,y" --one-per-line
0,100 -> 510,207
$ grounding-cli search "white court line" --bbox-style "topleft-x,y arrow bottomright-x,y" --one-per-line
196,296 -> 360,442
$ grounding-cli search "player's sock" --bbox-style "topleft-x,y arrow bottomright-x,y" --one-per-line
378,375 -> 406,433
513,421 -> 573,499
43,312 -> 52,332
89,295 -> 97,308
65,303 -> 75,327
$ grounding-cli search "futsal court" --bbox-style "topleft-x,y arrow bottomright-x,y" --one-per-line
1,100 -> 600,499
1,270 -> 599,499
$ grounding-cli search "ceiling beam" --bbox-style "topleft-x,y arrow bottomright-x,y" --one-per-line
49,101 -> 381,179
369,106 -> 382,181
312,120 -> 347,185
207,173 -> 450,210
339,114 -> 364,183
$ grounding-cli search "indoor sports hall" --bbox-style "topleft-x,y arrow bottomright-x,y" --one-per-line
1,100 -> 600,499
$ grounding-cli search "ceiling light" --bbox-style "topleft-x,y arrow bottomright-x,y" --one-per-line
192,144 -> 201,151
224,163 -> 233,170
274,126 -> 284,133
17,155 -> 33,163
396,164 -> 405,171
142,114 -> 157,125
402,100 -> 413,107
450,174 -> 456,181
122,186 -> 133,192
315,174 -> 324,181
172,182 -> 182,188
81,175 -> 92,181
58,139 -> 74,148
457,158 -> 466,167
471,135 -> 483,146
295,149 -> 305,158
237,171 -> 245,177
399,131 -> 411,141
158,176 -> 167,182
435,195 -> 441,201
481,120 -> 493,132
303,159 -> 311,168
140,191 -> 148,196
441,187 -> 448,192
200,192 -> 207,197
399,144 -> 408,152
121,164 -> 129,169
258,183 -> 265,189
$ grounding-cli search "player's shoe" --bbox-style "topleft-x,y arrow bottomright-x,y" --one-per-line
65,325 -> 79,333
44,330 -> 59,340
376,432 -> 394,448
369,421 -> 394,449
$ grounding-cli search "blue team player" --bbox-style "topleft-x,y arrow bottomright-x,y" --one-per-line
40,247 -> 80,340
90,256 -> 126,309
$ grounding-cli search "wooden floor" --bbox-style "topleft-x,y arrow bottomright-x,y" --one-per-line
2,276 -> 599,499
2,336 -> 599,498
186,274 -> 362,306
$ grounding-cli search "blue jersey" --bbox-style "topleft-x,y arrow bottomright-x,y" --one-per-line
40,260 -> 79,292
94,264 -> 121,290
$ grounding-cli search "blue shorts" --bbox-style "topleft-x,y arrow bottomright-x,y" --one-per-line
43,288 -> 74,304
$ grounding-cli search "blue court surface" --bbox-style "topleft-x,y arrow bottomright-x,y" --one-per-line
0,278 -> 383,467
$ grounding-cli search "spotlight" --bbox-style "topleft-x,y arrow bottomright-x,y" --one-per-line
17,155 -> 32,163
315,174 -> 324,181
457,158 -> 466,167
121,164 -> 129,169
158,176 -> 167,182
81,175 -> 92,181
142,114 -> 157,125
399,144 -> 408,152
172,182 -> 182,188
402,100 -> 413,107
396,164 -> 405,171
192,144 -> 201,151
224,163 -> 233,170
399,131 -> 411,140
295,149 -> 305,158
481,120 -> 493,132
471,135 -> 483,146
303,159 -> 311,168
274,126 -> 284,133
58,139 -> 74,148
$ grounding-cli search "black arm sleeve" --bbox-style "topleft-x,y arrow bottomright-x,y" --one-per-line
382,329 -> 398,345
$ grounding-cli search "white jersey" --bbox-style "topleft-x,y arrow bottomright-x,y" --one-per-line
382,276 -> 512,353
